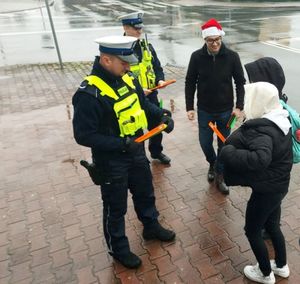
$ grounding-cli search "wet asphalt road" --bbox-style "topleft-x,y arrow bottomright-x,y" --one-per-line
1,0 -> 300,107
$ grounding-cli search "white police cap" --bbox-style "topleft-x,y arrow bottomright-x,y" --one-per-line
119,11 -> 144,29
94,35 -> 138,64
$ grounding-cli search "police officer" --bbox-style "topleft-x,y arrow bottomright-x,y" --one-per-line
72,35 -> 175,269
119,11 -> 171,164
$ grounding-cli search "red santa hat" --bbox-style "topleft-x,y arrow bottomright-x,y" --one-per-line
201,18 -> 225,39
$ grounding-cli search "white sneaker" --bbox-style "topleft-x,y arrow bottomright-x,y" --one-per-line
270,259 -> 290,278
244,264 -> 275,284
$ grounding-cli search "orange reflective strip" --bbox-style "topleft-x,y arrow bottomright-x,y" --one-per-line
208,121 -> 226,143
135,124 -> 167,143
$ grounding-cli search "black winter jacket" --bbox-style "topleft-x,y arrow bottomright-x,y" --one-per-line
185,43 -> 245,113
72,56 -> 164,161
220,118 -> 293,193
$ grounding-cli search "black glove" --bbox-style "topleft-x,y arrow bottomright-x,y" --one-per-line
161,115 -> 174,134
80,160 -> 103,185
124,137 -> 140,153
162,108 -> 172,117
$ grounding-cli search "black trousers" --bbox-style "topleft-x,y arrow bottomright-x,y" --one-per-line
99,146 -> 159,257
147,93 -> 163,156
244,190 -> 287,276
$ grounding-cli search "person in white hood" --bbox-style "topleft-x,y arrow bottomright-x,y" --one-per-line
220,82 -> 293,284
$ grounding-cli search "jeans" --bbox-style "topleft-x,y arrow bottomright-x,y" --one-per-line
197,109 -> 231,173
245,191 -> 287,276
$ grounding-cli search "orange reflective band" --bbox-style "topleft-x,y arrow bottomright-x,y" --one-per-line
208,121 -> 226,143
135,124 -> 167,143
149,79 -> 176,92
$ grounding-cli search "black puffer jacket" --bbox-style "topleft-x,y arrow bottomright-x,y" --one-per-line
220,118 -> 293,193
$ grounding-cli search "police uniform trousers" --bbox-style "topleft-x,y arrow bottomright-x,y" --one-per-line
98,144 -> 159,257
147,92 -> 163,156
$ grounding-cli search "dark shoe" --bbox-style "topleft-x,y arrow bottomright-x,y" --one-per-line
143,223 -> 175,241
151,153 -> 171,164
215,174 -> 229,195
113,251 -> 142,269
207,163 -> 215,183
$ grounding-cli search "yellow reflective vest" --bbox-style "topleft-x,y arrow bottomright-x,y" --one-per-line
130,39 -> 156,89
84,73 -> 148,137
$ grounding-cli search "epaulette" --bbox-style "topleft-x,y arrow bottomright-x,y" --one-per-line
78,80 -> 100,99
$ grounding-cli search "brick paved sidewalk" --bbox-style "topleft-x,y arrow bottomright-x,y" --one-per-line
0,62 -> 299,284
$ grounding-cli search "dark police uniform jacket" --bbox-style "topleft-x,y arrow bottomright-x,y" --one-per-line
72,56 -> 164,163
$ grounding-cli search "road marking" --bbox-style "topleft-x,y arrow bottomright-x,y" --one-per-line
262,41 -> 300,54
144,2 -> 167,8
156,2 -> 180,8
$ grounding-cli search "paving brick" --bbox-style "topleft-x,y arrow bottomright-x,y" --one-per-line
48,235 -> 68,253
197,232 -> 217,250
67,236 -> 88,255
51,248 -> 72,268
215,235 -> 236,252
31,262 -> 55,283
152,254 -> 177,276
214,260 -> 241,282
0,260 -> 10,279
185,219 -> 207,237
164,242 -> 185,262
75,265 -> 97,284
185,244 -> 208,263
144,241 -> 168,260
204,274 -> 224,284
30,247 -> 52,267
193,257 -> 219,280
203,245 -> 228,265
223,247 -> 250,267
160,271 -> 184,284
137,269 -> 161,284
9,246 -> 32,266
9,261 -> 32,283
95,267 -> 118,284
64,224 -> 83,241
90,252 -> 112,272
174,256 -> 201,283
176,230 -> 197,248
53,263 -> 75,284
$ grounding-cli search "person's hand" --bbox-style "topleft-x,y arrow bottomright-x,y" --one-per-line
124,137 -> 140,153
233,108 -> 242,119
143,89 -> 152,96
158,80 -> 166,88
161,115 -> 174,133
187,110 -> 195,120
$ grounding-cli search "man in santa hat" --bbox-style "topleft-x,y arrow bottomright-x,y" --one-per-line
185,18 -> 246,195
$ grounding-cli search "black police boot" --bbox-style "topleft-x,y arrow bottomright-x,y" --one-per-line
151,152 -> 171,164
207,163 -> 215,183
113,251 -> 142,269
215,174 -> 229,195
143,223 -> 176,241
